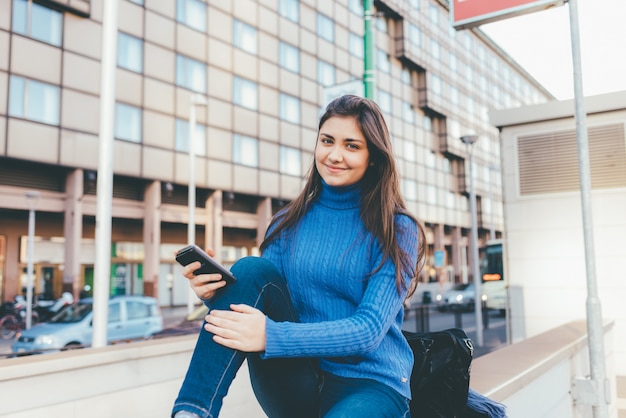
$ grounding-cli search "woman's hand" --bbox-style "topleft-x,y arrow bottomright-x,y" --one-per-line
180,247 -> 227,300
204,304 -> 267,352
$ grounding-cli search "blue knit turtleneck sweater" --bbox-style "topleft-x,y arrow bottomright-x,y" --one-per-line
261,181 -> 419,399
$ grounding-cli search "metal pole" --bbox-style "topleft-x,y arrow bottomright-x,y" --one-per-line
363,0 -> 375,99
92,0 -> 118,348
488,165 -> 496,240
187,95 -> 207,314
568,0 -> 609,415
462,136 -> 483,347
24,191 -> 39,330
187,99 -> 197,315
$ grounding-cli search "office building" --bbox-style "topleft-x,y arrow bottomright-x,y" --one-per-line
0,0 -> 553,305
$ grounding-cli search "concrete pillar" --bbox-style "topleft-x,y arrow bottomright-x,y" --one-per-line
142,181 -> 161,297
205,191 -> 223,263
451,227 -> 463,284
256,197 -> 272,248
64,169 -> 84,299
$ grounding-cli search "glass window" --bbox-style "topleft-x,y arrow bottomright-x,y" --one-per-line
233,134 -> 259,167
376,49 -> 390,74
423,116 -> 433,132
450,86 -> 459,105
9,75 -> 60,125
401,68 -> 411,85
280,93 -> 300,124
279,0 -> 299,22
376,15 -> 387,32
126,301 -> 150,320
279,41 -> 299,73
317,13 -> 334,43
108,302 -> 121,323
234,19 -> 257,54
280,146 -> 301,176
175,118 -> 206,156
115,102 -> 142,143
429,4 -> 439,25
128,0 -> 144,4
233,76 -> 258,110
446,191 -> 456,209
402,179 -> 417,201
425,150 -> 436,168
348,0 -> 363,16
176,54 -> 207,93
449,53 -> 458,71
404,141 -> 416,162
409,23 -> 421,47
430,39 -> 440,60
176,0 -> 207,32
431,74 -> 442,95
426,185 -> 437,205
402,101 -> 414,124
117,32 -> 143,73
377,90 -> 391,113
12,0 -> 62,46
349,32 -> 363,58
317,60 -> 335,86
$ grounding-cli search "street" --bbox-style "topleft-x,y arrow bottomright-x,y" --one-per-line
0,305 -> 507,359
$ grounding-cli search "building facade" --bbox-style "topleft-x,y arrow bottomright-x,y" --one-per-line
0,0 -> 553,306
490,90 -> 626,417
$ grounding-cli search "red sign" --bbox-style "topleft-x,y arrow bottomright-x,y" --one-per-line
451,0 -> 565,29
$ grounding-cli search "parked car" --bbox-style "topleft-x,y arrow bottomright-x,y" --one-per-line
152,304 -> 208,338
435,282 -> 506,313
435,283 -> 484,312
12,295 -> 163,354
482,280 -> 507,314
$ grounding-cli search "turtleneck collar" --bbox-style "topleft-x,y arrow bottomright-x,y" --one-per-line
317,180 -> 361,210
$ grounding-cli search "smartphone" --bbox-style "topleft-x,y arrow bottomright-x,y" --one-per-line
175,244 -> 237,285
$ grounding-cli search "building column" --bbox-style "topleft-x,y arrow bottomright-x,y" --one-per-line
142,181 -> 161,297
205,190 -> 223,262
450,226 -> 463,284
256,197 -> 272,248
64,169 -> 83,299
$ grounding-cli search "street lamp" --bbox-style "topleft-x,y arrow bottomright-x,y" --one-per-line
460,135 -> 483,347
188,94 -> 208,314
24,190 -> 40,330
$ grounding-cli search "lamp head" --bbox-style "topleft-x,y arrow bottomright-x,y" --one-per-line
460,135 -> 479,145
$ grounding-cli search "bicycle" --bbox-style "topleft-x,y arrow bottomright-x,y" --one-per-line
0,300 -> 39,340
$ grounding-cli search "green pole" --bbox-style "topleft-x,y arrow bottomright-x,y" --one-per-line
363,0 -> 375,99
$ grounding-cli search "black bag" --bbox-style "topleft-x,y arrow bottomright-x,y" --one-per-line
403,328 -> 474,418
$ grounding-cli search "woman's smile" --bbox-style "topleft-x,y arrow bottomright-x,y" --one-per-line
315,116 -> 370,187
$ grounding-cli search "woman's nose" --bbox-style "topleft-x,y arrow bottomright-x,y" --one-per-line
328,147 -> 343,162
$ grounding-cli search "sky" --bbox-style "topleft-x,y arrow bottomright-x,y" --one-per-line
479,0 -> 626,100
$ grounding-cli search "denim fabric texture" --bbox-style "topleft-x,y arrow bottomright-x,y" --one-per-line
172,256 -> 320,418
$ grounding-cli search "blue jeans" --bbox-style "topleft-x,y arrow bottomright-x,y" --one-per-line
171,256 -> 409,418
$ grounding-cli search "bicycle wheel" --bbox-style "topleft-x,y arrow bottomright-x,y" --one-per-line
0,315 -> 18,339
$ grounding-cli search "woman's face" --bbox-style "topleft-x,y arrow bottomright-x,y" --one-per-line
315,115 -> 370,187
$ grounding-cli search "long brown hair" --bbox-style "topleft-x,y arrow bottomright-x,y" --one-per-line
260,95 -> 425,297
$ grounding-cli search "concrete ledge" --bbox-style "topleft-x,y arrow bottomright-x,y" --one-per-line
470,319 -> 614,403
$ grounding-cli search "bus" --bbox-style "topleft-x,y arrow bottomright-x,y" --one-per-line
481,239 -> 503,282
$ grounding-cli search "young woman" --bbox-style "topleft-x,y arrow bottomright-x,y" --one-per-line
172,95 -> 426,418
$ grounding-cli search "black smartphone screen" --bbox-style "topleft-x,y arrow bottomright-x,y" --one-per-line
175,244 -> 237,284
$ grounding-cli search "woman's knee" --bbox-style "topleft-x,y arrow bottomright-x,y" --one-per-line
230,256 -> 281,282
